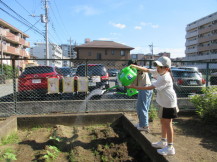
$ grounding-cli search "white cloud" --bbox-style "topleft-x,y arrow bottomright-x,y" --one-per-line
109,22 -> 126,29
131,47 -> 185,58
140,22 -> 159,29
134,26 -> 142,30
73,5 -> 99,16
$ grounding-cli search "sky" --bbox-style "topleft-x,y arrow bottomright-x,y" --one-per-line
0,0 -> 217,58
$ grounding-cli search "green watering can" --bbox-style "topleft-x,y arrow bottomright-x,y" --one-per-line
106,66 -> 138,96
118,66 -> 138,86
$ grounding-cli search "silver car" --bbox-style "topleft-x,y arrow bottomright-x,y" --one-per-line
172,69 -> 206,96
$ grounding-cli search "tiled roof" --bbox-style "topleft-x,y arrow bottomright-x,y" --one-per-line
76,41 -> 134,49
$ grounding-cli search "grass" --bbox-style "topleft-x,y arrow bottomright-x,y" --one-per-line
0,133 -> 19,145
0,148 -> 17,161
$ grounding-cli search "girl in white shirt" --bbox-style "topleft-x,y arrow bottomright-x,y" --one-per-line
126,56 -> 178,156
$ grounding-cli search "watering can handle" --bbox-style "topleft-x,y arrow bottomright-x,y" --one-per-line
130,66 -> 137,73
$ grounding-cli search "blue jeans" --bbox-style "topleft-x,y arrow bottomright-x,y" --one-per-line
137,89 -> 153,127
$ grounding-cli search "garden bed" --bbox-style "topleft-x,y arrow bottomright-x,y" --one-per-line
0,123 -> 151,161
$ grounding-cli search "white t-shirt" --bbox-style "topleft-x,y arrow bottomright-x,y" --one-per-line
150,69 -> 177,108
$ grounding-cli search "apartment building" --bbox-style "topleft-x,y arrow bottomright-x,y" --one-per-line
60,44 -> 77,59
184,12 -> 217,65
0,19 -> 30,68
30,43 -> 63,67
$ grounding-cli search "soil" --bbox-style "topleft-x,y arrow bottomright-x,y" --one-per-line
128,112 -> 217,162
0,122 -> 150,162
0,113 -> 217,162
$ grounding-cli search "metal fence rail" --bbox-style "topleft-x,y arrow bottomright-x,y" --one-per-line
0,58 -> 217,116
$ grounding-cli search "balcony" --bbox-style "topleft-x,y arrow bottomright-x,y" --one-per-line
198,44 -> 217,52
183,53 -> 217,61
185,47 -> 197,54
1,28 -> 30,47
185,31 -> 198,39
198,34 -> 217,43
185,39 -> 198,46
198,23 -> 217,35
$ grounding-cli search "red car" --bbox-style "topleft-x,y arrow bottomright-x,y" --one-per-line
18,66 -> 63,98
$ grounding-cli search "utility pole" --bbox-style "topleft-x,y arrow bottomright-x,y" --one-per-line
45,0 -> 49,66
149,43 -> 154,60
68,37 -> 73,58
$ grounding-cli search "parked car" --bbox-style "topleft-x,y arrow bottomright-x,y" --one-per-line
171,69 -> 206,96
108,69 -> 119,77
57,67 -> 75,77
210,72 -> 217,85
74,64 -> 109,91
18,66 -> 63,98
178,66 -> 202,77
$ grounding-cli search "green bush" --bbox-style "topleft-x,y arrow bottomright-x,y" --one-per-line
0,64 -> 19,79
190,86 -> 217,124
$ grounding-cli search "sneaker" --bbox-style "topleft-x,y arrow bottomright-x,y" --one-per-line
134,123 -> 139,127
137,126 -> 150,133
157,146 -> 175,156
152,140 -> 167,148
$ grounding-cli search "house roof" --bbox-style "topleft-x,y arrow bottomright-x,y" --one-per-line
75,40 -> 134,50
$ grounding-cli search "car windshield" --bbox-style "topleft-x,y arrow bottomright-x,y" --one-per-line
109,69 -> 119,72
57,68 -> 71,75
76,65 -> 107,76
172,71 -> 201,78
22,66 -> 54,74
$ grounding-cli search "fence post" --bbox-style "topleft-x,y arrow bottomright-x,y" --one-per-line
85,60 -> 88,112
206,62 -> 209,87
12,58 -> 17,113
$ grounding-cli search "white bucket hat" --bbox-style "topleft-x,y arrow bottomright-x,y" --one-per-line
154,56 -> 171,68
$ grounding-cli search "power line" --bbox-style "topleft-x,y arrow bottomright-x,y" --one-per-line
0,0 -> 44,37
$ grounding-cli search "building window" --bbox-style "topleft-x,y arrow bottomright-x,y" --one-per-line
111,50 -> 115,55
105,49 -> 107,55
120,50 -> 125,56
88,51 -> 91,56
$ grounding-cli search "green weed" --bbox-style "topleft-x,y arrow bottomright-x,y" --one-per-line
43,145 -> 60,161
0,133 -> 19,145
0,148 -> 17,161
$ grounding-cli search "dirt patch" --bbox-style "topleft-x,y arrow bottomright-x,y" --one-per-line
0,123 -> 150,162
1,113 -> 217,162
127,112 -> 217,162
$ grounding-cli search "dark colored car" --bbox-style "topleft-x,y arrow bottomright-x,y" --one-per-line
210,72 -> 217,85
108,69 -> 119,77
18,66 -> 63,98
172,69 -> 206,96
74,64 -> 109,91
57,67 -> 75,77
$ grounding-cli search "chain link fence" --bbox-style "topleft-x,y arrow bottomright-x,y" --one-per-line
0,58 -> 217,116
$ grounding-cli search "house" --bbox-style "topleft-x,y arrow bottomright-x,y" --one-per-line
74,40 -> 134,69
75,40 -> 134,60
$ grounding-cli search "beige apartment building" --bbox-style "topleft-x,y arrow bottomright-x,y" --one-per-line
0,19 -> 30,69
184,11 -> 217,66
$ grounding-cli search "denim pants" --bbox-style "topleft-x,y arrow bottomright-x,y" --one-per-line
136,89 -> 153,127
